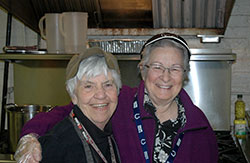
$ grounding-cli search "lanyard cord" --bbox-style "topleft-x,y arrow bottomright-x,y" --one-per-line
69,116 -> 94,163
70,111 -> 117,163
133,95 -> 184,163
108,136 -> 117,163
166,132 -> 184,163
133,95 -> 150,163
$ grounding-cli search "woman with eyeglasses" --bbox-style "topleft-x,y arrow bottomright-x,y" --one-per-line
15,33 -> 218,163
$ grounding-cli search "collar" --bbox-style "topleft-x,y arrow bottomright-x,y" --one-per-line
143,88 -> 186,126
73,105 -> 113,143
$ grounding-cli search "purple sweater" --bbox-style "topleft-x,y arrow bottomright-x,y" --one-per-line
21,81 -> 218,163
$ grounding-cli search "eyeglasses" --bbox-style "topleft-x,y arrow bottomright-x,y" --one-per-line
79,80 -> 116,93
144,63 -> 185,76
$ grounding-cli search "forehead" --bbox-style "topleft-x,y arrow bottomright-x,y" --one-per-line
80,72 -> 113,83
149,47 -> 183,63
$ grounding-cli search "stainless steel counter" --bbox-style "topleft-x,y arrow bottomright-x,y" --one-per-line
238,135 -> 250,163
0,154 -> 15,162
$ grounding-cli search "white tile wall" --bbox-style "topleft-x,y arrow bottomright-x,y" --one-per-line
0,7 -> 37,129
0,8 -> 7,40
0,0 -> 249,129
228,0 -> 250,126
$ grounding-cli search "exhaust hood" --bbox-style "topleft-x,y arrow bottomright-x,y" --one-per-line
0,0 -> 235,36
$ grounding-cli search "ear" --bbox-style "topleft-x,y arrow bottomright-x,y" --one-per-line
71,95 -> 78,105
139,64 -> 146,81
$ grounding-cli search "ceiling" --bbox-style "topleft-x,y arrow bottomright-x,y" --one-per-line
0,0 -> 235,35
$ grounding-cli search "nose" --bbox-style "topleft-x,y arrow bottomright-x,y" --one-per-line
94,87 -> 107,99
160,68 -> 171,81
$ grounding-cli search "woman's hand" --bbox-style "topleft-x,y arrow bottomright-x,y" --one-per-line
14,133 -> 42,163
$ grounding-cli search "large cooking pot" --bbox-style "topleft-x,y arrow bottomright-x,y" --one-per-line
5,104 -> 52,153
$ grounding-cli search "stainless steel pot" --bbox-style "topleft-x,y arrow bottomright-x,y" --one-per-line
5,104 -> 52,153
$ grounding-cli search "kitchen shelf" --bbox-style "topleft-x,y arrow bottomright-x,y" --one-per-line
0,53 -> 141,61
0,53 -> 141,107
0,49 -> 237,61
0,54 -> 74,61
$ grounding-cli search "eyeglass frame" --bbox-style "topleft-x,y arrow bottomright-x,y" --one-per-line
77,79 -> 117,93
144,63 -> 186,76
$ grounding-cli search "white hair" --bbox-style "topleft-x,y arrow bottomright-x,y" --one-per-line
66,55 -> 122,98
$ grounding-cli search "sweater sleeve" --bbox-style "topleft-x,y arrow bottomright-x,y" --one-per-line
20,102 -> 74,138
39,134 -> 64,163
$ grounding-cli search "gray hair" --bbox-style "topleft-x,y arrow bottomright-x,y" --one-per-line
139,39 -> 190,80
66,55 -> 122,99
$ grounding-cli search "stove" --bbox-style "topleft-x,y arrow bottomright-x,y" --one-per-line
0,130 -> 15,162
215,131 -> 248,163
0,130 -> 9,154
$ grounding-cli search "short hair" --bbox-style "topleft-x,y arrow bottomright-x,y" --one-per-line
66,55 -> 122,98
139,39 -> 190,80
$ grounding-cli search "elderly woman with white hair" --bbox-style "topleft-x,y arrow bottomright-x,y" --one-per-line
19,47 -> 122,163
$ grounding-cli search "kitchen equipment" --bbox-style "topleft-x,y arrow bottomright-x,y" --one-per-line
5,104 -> 52,153
215,131 -> 248,163
3,45 -> 46,54
39,13 -> 65,54
59,12 -> 88,54
183,49 -> 236,130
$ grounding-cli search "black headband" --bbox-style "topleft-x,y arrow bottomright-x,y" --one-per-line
141,33 -> 191,58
